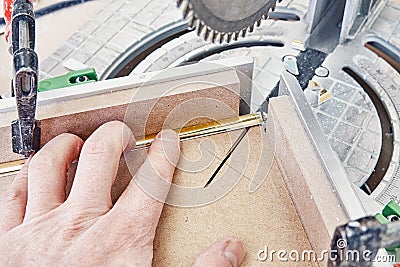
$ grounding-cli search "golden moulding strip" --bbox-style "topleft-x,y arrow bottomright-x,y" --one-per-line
0,112 -> 266,177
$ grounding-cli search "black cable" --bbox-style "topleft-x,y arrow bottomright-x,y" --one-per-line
0,0 -> 94,25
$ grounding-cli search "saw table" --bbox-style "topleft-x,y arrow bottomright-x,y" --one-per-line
0,0 -> 399,266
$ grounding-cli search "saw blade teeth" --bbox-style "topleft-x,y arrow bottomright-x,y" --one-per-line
189,15 -> 196,28
241,28 -> 247,38
176,0 -> 184,8
226,33 -> 233,43
204,27 -> 211,40
219,33 -> 226,44
196,21 -> 205,35
182,2 -> 192,19
249,25 -> 254,33
211,31 -> 218,43
180,0 -> 278,42
234,31 -> 240,41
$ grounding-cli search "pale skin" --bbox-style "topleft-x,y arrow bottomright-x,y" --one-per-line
0,121 -> 245,266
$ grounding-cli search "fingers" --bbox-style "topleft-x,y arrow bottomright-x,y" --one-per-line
0,160 -> 29,233
108,130 -> 180,237
25,134 -> 83,220
192,238 -> 246,267
68,121 -> 135,210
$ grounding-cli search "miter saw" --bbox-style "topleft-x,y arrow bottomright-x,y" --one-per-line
177,0 -> 279,43
174,1 -> 400,265
4,0 -> 399,265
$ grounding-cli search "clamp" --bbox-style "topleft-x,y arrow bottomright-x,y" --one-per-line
329,202 -> 400,267
9,0 -> 40,158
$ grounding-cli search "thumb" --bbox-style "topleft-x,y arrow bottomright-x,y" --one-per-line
192,238 -> 246,267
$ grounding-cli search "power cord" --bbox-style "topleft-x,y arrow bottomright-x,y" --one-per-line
0,0 -> 94,25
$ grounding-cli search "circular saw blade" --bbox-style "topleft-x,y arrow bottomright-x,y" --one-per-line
178,0 -> 278,43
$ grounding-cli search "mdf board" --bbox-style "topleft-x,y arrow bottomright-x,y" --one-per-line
268,96 -> 348,256
0,96 -> 338,266
153,126 -> 316,266
0,68 -> 241,163
0,125 -> 316,266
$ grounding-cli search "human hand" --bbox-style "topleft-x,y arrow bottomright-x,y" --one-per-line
0,121 -> 245,266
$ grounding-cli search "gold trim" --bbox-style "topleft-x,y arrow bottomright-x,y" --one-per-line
0,112 -> 265,176
0,159 -> 26,177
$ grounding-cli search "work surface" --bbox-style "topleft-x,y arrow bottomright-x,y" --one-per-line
0,125 -> 317,266
0,90 -> 340,266
153,127 -> 315,266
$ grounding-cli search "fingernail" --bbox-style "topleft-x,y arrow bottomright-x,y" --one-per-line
158,129 -> 178,141
224,240 -> 246,267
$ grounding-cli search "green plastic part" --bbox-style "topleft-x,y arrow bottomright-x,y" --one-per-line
375,200 -> 400,251
382,200 -> 400,218
375,213 -> 390,224
38,68 -> 98,92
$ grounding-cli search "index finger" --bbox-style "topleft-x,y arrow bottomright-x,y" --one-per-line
67,121 -> 135,210
107,130 -> 180,236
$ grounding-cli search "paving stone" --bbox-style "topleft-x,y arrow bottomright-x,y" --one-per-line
49,64 -> 70,77
106,31 -> 138,53
316,112 -> 338,135
134,8 -> 163,25
92,26 -> 118,43
52,44 -> 74,60
67,49 -> 93,65
95,47 -> 120,64
335,69 -> 363,87
121,23 -> 151,39
388,0 -> 400,10
123,0 -> 153,17
333,122 -> 360,144
151,8 -> 182,28
101,0 -> 126,14
39,70 -> 50,80
380,6 -> 400,22
351,90 -> 375,111
94,7 -> 116,23
84,56 -> 109,74
329,138 -> 351,162
347,148 -> 377,175
331,82 -> 356,102
40,56 -> 59,73
345,167 -> 368,186
390,35 -> 400,49
318,97 -> 347,117
67,32 -> 88,47
247,48 -> 273,68
254,69 -> 280,93
371,18 -> 396,40
79,37 -> 104,56
107,16 -> 131,31
264,57 -> 285,75
343,106 -> 370,127
123,21 -> 153,35
358,129 -> 381,154
255,79 -> 280,100
145,0 -> 171,13
78,20 -> 101,36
